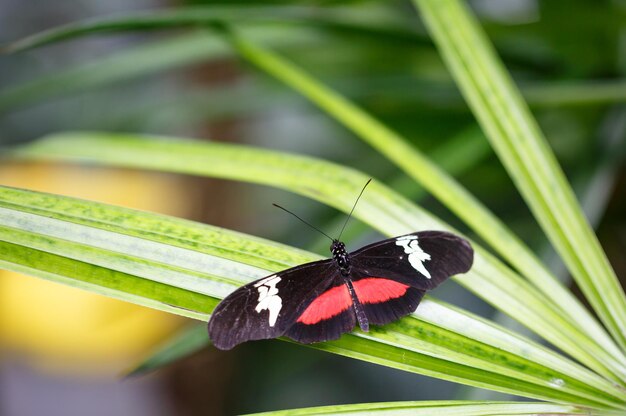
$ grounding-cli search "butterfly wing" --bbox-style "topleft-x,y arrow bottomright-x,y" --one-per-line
350,230 -> 473,290
208,259 -> 339,350
348,230 -> 473,325
350,275 -> 426,326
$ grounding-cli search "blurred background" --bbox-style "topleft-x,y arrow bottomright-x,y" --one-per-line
1,0 -> 625,415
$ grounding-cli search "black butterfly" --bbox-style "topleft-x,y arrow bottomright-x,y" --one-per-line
208,182 -> 473,350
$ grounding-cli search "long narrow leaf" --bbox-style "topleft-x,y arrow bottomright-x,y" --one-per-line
0,185 -> 624,407
244,401 -> 601,416
4,5 -> 424,53
0,33 -> 223,114
126,324 -> 209,377
414,0 -> 626,352
0,27 -> 326,115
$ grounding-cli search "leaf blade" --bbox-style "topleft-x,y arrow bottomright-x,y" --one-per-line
242,400 -> 606,416
414,0 -> 626,353
5,138 -> 626,406
5,5 -> 423,53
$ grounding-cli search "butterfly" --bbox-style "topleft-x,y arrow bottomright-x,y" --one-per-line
208,181 -> 474,350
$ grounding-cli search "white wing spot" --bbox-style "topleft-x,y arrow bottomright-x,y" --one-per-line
254,276 -> 282,326
396,235 -> 431,279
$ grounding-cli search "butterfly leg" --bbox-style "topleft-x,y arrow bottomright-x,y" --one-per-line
345,279 -> 369,332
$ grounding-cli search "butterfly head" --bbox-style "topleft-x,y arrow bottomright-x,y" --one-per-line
330,240 -> 345,254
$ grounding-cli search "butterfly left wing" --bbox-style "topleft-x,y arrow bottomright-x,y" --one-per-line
284,280 -> 358,344
208,259 -> 339,350
348,230 -> 473,326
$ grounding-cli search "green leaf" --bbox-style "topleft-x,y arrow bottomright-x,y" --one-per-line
0,33 -> 222,114
4,5 -> 423,53
414,0 -> 626,353
523,81 -> 626,108
460,113 -> 626,402
0,27 -> 325,115
243,401 -> 601,416
6,134 -> 626,408
125,324 -> 209,377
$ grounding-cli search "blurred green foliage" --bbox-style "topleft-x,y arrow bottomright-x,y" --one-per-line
1,0 -> 625,414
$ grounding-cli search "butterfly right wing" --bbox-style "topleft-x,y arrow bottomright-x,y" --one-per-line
350,230 -> 474,291
347,231 -> 473,327
208,259 -> 339,350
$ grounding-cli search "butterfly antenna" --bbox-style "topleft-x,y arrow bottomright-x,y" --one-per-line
337,178 -> 372,241
272,203 -> 334,242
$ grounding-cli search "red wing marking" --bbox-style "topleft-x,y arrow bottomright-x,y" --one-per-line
296,278 -> 409,325
353,278 -> 409,304
297,284 -> 352,325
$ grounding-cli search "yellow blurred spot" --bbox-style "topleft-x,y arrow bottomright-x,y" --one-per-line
0,161 -> 192,374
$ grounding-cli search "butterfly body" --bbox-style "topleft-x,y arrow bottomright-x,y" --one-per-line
208,231 -> 473,350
